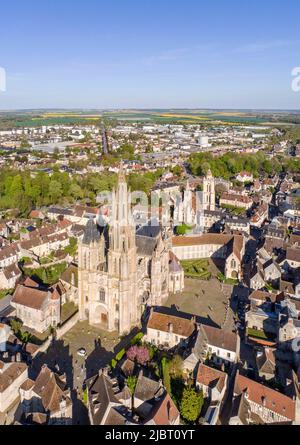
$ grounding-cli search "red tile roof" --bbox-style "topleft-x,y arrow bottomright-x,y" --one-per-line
234,373 -> 295,421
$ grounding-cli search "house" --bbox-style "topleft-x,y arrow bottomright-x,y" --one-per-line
0,360 -> 28,414
0,262 -> 21,290
196,363 -> 228,425
250,202 -> 269,228
196,363 -> 228,402
224,217 -> 250,235
11,284 -> 61,333
0,323 -> 12,352
86,370 -> 132,425
285,247 -> 300,270
220,193 -> 253,210
19,364 -> 72,425
256,347 -> 276,382
145,308 -> 197,349
29,210 -> 45,220
235,172 -> 254,183
229,372 -> 295,424
144,392 -> 180,425
246,290 -> 284,339
183,325 -> 239,373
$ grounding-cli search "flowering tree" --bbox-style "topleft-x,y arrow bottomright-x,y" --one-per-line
126,345 -> 139,361
126,345 -> 150,365
136,346 -> 150,365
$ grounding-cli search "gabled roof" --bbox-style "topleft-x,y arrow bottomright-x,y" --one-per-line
234,373 -> 295,421
134,371 -> 163,402
200,324 -> 238,353
147,310 -> 196,338
197,363 -> 227,393
87,372 -> 120,425
144,392 -> 179,425
12,284 -> 50,310
33,365 -> 71,414
0,360 -> 27,393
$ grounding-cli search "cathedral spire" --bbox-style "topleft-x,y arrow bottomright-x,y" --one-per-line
118,161 -> 126,183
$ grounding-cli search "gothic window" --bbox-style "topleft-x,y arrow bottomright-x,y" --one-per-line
231,259 -> 236,269
115,304 -> 119,313
99,288 -> 105,303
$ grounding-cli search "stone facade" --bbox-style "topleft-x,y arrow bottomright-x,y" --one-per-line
78,167 -> 177,335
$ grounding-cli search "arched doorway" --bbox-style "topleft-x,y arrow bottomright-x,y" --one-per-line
94,305 -> 109,329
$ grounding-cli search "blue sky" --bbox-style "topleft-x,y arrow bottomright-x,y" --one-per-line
0,0 -> 300,109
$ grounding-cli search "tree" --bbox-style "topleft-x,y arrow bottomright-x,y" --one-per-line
126,375 -> 137,395
169,355 -> 183,378
49,179 -> 63,203
126,345 -> 150,365
10,319 -> 23,335
126,375 -> 138,411
180,387 -> 204,423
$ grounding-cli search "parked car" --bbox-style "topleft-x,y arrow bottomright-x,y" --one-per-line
77,348 -> 87,357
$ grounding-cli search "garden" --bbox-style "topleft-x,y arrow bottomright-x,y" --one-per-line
181,259 -> 211,280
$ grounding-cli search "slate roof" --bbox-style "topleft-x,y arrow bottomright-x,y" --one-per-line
82,218 -> 101,244
87,372 -> 120,425
134,371 -> 163,402
136,235 -> 158,257
32,365 -> 71,414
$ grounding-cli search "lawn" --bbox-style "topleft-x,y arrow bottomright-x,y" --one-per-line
220,204 -> 246,216
60,301 -> 78,324
247,328 -> 268,340
181,259 -> 211,280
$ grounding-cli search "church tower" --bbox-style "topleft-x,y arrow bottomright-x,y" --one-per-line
107,164 -> 139,334
78,165 -> 140,335
202,169 -> 215,211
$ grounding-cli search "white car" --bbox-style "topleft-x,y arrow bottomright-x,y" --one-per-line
77,348 -> 87,357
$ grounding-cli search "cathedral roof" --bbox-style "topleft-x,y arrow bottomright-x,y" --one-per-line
136,235 -> 158,256
136,223 -> 161,239
82,218 -> 101,244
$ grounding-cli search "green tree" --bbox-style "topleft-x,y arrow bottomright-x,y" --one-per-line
10,319 -> 23,335
180,387 -> 204,424
49,179 -> 63,203
126,375 -> 138,411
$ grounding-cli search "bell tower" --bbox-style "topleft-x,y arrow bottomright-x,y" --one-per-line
107,163 -> 139,334
202,169 -> 215,211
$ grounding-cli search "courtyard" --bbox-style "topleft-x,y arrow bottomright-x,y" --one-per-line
165,277 -> 230,328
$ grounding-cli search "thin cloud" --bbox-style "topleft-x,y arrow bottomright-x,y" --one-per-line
232,39 -> 300,54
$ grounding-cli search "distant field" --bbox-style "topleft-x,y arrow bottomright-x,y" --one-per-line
15,116 -> 101,127
103,110 -> 270,124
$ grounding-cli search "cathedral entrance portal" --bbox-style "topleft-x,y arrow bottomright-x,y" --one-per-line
94,305 -> 109,329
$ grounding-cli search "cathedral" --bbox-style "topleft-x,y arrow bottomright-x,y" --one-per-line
78,166 -> 179,335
